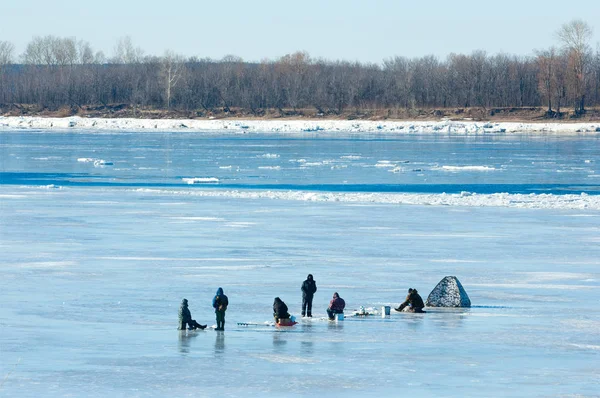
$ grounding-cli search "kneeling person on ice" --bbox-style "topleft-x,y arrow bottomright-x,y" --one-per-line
327,292 -> 345,320
213,287 -> 229,331
395,288 -> 425,313
273,297 -> 291,324
178,299 -> 207,330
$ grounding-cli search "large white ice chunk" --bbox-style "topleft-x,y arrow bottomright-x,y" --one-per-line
426,276 -> 471,307
182,177 -> 220,184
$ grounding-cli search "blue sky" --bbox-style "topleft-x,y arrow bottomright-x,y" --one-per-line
2,0 -> 599,63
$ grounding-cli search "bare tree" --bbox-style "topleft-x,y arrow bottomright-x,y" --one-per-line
382,56 -> 411,108
216,55 -> 244,112
161,50 -> 185,109
53,37 -> 77,66
94,50 -> 106,64
22,36 -> 45,65
536,48 -> 558,114
557,19 -> 593,114
0,40 -> 14,65
0,40 -> 15,102
276,51 -> 311,111
78,40 -> 95,65
112,36 -> 144,64
553,54 -> 568,114
447,53 -> 472,107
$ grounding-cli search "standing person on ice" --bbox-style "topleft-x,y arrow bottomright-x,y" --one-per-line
327,292 -> 346,320
212,287 -> 229,331
301,274 -> 317,317
395,288 -> 425,313
273,297 -> 291,323
178,299 -> 207,330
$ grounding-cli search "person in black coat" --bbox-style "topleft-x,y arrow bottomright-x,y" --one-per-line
395,288 -> 426,313
273,297 -> 291,323
301,274 -> 317,317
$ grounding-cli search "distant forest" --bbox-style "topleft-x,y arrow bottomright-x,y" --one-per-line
0,20 -> 599,119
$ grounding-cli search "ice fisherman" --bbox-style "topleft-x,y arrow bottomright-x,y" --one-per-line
395,288 -> 426,313
301,274 -> 317,317
178,299 -> 207,330
327,292 -> 346,320
273,297 -> 291,323
212,287 -> 229,331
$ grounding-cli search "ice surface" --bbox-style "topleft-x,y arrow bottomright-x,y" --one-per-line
1,130 -> 599,397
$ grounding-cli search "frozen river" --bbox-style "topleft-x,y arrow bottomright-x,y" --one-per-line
1,130 -> 599,397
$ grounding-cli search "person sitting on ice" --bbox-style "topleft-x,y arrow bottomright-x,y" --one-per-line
273,297 -> 291,323
327,292 -> 346,320
395,288 -> 425,313
212,287 -> 229,331
178,298 -> 207,330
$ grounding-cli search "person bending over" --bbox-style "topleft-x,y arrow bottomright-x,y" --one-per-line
178,298 -> 207,330
213,287 -> 229,331
395,288 -> 425,313
327,292 -> 346,320
273,297 -> 291,323
301,274 -> 317,317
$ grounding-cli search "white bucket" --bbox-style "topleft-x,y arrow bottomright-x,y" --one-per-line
382,306 -> 391,317
335,313 -> 344,321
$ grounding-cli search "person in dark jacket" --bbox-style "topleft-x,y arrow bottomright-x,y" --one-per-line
395,288 -> 426,313
178,299 -> 207,330
212,287 -> 229,331
273,297 -> 291,323
301,274 -> 317,317
327,292 -> 346,320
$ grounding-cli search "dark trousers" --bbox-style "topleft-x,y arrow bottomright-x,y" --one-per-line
327,309 -> 343,319
179,319 -> 203,330
302,296 -> 313,317
216,310 -> 226,330
395,305 -> 426,313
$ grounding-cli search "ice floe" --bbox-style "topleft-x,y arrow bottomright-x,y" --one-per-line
182,177 -> 220,184
129,188 -> 600,210
93,159 -> 113,167
77,157 -> 113,167
437,165 -> 497,171
257,153 -> 280,158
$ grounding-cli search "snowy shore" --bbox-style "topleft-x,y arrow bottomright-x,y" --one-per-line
1,116 -> 600,134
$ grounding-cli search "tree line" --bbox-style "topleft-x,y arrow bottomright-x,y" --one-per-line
0,20 -> 598,118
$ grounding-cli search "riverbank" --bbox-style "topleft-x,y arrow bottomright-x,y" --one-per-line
2,115 -> 600,134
